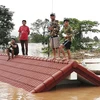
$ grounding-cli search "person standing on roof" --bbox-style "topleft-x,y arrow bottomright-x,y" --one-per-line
18,20 -> 30,55
48,13 -> 60,60
59,18 -> 73,60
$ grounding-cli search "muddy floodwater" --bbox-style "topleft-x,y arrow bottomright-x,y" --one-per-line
0,82 -> 100,100
0,43 -> 100,100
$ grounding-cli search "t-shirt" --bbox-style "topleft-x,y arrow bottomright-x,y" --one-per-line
9,43 -> 19,55
61,25 -> 73,41
49,20 -> 60,36
18,25 -> 30,40
13,43 -> 19,55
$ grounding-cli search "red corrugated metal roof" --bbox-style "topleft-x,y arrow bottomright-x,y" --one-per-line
0,53 -> 100,93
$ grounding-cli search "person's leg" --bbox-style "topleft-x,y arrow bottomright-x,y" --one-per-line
20,40 -> 25,55
55,37 -> 60,58
6,48 -> 10,60
57,47 -> 61,58
66,41 -> 71,59
14,54 -> 18,58
11,50 -> 14,59
14,50 -> 19,58
50,37 -> 56,59
52,48 -> 56,59
59,44 -> 66,58
67,49 -> 71,59
25,40 -> 28,55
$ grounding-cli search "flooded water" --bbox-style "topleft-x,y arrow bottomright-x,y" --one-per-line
18,43 -> 48,57
0,43 -> 100,100
82,58 -> 100,70
0,82 -> 100,100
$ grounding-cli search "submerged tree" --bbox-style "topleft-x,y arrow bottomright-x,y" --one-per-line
31,19 -> 49,44
29,33 -> 43,43
72,19 -> 100,50
93,36 -> 99,42
0,5 -> 14,45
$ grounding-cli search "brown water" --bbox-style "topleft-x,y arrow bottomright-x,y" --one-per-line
18,43 -> 48,57
0,43 -> 100,100
0,82 -> 100,100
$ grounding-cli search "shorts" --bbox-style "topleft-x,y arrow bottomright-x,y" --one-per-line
14,51 -> 19,55
63,40 -> 71,49
8,48 -> 18,55
49,36 -> 60,49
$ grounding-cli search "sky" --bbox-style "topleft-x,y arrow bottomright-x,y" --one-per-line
1,0 -> 100,38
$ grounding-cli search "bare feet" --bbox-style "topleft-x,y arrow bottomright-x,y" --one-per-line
12,54 -> 14,59
52,57 -> 56,60
56,57 -> 61,60
50,57 -> 56,61
7,57 -> 10,61
62,57 -> 67,61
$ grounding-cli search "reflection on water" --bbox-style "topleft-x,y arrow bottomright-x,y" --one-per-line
0,82 -> 42,100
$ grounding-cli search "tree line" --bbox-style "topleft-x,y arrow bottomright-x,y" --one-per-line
0,5 -> 100,51
0,5 -> 14,46
30,18 -> 100,51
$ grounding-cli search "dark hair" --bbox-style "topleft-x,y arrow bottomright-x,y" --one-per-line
63,18 -> 69,22
22,20 -> 26,22
50,13 -> 55,16
11,38 -> 15,41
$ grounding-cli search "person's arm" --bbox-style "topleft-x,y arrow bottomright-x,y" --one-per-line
48,27 -> 53,31
18,27 -> 21,39
65,27 -> 73,38
59,28 -> 64,38
53,21 -> 60,32
27,26 -> 30,35
47,22 -> 53,31
60,28 -> 64,34
19,33 -> 20,39
65,34 -> 72,38
11,44 -> 17,48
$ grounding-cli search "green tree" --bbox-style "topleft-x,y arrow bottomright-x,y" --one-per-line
72,19 -> 100,50
31,19 -> 49,44
82,37 -> 93,43
29,33 -> 43,43
31,18 -> 100,51
0,5 -> 14,45
94,36 -> 99,42
60,18 -> 100,50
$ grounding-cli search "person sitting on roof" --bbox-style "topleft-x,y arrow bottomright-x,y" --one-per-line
6,38 -> 19,61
